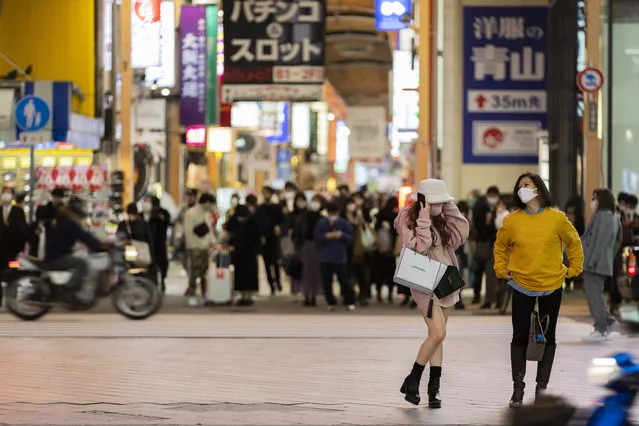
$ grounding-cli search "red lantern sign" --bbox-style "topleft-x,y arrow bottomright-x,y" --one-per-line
134,0 -> 161,23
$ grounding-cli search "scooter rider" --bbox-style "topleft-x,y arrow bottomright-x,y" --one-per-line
44,198 -> 103,299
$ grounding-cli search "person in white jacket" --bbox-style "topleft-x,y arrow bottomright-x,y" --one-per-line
183,193 -> 217,306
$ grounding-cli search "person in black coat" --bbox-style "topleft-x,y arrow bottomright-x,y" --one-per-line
117,203 -> 154,257
0,186 -> 28,305
257,187 -> 285,294
226,204 -> 261,306
142,195 -> 171,291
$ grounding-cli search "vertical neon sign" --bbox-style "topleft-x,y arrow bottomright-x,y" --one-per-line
217,21 -> 224,76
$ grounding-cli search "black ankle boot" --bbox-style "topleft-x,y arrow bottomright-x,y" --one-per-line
400,375 -> 421,405
427,376 -> 442,408
535,344 -> 557,402
509,343 -> 527,408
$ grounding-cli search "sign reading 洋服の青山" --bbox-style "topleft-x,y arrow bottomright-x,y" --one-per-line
222,0 -> 326,102
463,6 -> 547,164
180,5 -> 207,127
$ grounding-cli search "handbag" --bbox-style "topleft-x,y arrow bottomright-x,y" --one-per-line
393,247 -> 447,293
280,231 -> 295,258
360,226 -> 376,252
526,310 -> 550,361
193,222 -> 210,238
433,265 -> 466,299
126,221 -> 152,266
474,240 -> 492,263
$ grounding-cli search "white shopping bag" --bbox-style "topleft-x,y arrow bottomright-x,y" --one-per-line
393,247 -> 447,293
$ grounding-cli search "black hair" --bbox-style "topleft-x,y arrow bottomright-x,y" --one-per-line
199,193 -> 216,204
326,201 -> 341,215
231,193 -> 240,200
512,172 -> 553,209
126,202 -> 138,215
628,194 -> 639,208
618,192 -> 630,204
245,194 -> 258,206
150,195 -> 160,207
284,181 -> 298,191
487,186 -> 500,196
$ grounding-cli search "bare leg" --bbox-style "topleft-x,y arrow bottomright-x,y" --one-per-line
416,304 -> 447,365
429,306 -> 452,367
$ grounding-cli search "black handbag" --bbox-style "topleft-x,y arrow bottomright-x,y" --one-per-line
526,311 -> 549,361
433,265 -> 466,299
193,222 -> 210,238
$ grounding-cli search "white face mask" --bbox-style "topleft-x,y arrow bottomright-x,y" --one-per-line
518,187 -> 537,204
270,194 -> 280,204
0,192 -> 12,204
231,198 -> 239,207
141,202 -> 152,213
590,200 -> 598,212
296,202 -> 306,210
487,196 -> 499,207
310,201 -> 322,212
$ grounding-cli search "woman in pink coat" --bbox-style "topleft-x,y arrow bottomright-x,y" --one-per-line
394,179 -> 470,408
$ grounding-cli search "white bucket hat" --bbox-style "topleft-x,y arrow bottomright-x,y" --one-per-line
409,179 -> 455,204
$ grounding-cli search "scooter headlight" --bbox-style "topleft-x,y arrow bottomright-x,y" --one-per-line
124,245 -> 139,262
588,357 -> 619,385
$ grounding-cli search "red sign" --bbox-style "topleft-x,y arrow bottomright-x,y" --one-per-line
134,0 -> 161,23
577,67 -> 604,94
36,166 -> 108,191
186,125 -> 206,147
482,128 -> 504,149
223,66 -> 273,84
218,75 -> 231,127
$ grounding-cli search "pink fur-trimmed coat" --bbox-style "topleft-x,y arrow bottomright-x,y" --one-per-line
394,202 -> 470,310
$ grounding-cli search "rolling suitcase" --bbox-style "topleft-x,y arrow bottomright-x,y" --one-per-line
206,251 -> 233,305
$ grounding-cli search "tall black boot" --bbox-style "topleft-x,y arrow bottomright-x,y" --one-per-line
400,362 -> 424,405
509,343 -> 527,408
535,344 -> 557,401
427,366 -> 442,408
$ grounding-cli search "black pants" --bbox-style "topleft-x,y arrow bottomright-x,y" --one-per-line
473,260 -> 488,298
375,254 -> 396,296
351,259 -> 371,302
320,262 -> 355,306
606,251 -> 623,307
262,245 -> 281,292
512,287 -> 563,347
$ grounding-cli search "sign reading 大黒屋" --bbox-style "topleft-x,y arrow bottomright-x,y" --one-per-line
222,0 -> 326,102
463,6 -> 547,164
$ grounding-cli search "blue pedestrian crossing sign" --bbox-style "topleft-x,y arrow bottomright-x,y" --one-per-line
15,95 -> 50,132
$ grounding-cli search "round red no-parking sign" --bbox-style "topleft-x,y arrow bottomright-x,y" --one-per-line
577,67 -> 604,93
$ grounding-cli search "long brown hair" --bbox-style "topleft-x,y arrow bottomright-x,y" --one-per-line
406,202 -> 451,247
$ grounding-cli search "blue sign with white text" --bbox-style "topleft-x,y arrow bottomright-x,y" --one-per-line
375,0 -> 411,31
266,103 -> 290,144
463,6 -> 547,164
15,95 -> 51,132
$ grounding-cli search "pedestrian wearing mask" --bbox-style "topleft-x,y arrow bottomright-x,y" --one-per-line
346,194 -> 374,306
293,195 -> 325,306
142,195 -> 172,292
175,188 -> 199,277
581,188 -> 623,342
258,187 -> 284,294
395,179 -> 470,408
471,186 -> 500,307
314,201 -> 356,311
183,193 -> 217,307
493,173 -> 583,407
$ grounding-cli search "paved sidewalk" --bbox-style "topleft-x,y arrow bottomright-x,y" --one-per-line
0,314 -> 635,425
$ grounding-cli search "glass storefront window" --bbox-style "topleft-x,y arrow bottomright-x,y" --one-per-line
610,0 -> 639,196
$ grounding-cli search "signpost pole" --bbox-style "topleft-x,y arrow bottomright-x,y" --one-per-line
29,145 -> 35,223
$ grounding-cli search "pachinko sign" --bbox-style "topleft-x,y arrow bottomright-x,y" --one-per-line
36,166 -> 108,192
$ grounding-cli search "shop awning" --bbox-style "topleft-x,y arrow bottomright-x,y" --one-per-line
325,0 -> 393,114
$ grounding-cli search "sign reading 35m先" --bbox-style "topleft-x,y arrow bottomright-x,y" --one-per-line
222,0 -> 326,102
463,6 -> 547,164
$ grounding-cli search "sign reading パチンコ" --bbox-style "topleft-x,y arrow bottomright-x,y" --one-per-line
222,0 -> 326,102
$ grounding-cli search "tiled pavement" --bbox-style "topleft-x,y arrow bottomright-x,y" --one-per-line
0,314 -> 637,425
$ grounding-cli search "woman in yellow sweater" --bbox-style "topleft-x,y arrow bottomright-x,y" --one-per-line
494,173 -> 583,408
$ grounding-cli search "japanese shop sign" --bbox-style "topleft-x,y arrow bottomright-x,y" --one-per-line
463,6 -> 547,164
180,5 -> 207,126
131,0 -> 163,68
375,0 -> 411,31
222,0 -> 326,102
